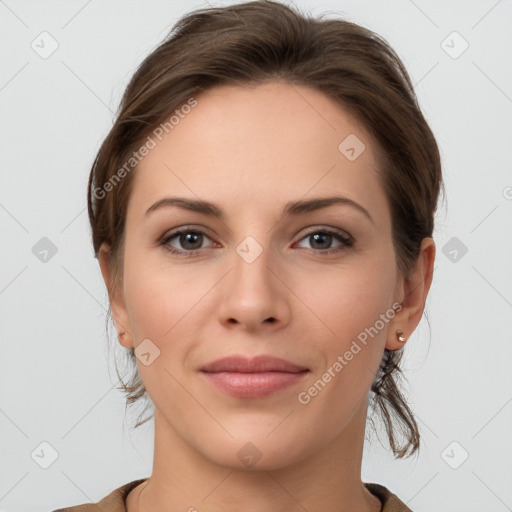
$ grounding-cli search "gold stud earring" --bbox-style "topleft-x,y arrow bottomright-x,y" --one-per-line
396,330 -> 406,343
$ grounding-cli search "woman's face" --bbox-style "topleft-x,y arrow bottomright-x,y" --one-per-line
103,81 -> 418,469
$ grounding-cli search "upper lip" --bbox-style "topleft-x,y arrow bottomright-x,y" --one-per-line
200,355 -> 308,373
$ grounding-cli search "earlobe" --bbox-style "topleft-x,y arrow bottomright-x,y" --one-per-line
117,330 -> 130,348
386,237 -> 436,351
395,330 -> 406,343
386,327 -> 408,351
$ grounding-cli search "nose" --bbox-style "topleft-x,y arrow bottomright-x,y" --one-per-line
216,239 -> 291,332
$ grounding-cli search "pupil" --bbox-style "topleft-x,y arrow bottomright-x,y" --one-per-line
312,233 -> 330,249
182,232 -> 201,249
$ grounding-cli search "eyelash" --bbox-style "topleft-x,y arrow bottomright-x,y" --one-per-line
160,226 -> 354,257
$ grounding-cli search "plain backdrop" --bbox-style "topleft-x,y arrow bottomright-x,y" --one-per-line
0,1 -> 511,511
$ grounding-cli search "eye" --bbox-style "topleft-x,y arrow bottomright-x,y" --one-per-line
160,226 -> 354,257
295,228 -> 353,255
161,227 -> 215,256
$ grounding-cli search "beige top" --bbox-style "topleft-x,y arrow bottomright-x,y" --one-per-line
52,478 -> 412,511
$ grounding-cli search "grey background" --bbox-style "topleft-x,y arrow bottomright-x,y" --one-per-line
1,0 -> 511,511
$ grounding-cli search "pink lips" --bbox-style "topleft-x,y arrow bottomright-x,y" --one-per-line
200,355 -> 309,398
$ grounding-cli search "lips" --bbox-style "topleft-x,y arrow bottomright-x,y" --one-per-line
199,355 -> 308,373
199,355 -> 310,398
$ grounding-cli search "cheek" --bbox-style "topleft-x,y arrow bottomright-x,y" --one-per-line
294,255 -> 397,404
293,264 -> 396,430
121,254 -> 204,405
122,243 -> 206,341
300,257 -> 397,347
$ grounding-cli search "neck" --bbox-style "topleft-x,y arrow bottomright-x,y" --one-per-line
132,399 -> 381,512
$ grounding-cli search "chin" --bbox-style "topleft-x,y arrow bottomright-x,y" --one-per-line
194,429 -> 313,471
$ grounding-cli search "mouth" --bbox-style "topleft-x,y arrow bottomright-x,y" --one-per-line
199,355 -> 310,398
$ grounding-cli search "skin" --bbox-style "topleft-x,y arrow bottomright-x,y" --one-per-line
98,81 -> 435,512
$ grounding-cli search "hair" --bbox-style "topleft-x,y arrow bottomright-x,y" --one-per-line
87,0 -> 443,459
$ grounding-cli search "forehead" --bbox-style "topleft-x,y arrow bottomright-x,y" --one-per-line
127,81 -> 389,224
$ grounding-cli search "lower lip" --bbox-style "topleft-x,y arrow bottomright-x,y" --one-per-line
201,371 -> 309,398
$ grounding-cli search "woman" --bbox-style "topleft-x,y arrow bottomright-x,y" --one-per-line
54,1 -> 442,510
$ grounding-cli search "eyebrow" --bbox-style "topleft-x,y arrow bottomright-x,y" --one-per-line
144,196 -> 374,224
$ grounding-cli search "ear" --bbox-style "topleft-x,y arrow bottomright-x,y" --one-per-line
97,242 -> 134,349
386,237 -> 436,350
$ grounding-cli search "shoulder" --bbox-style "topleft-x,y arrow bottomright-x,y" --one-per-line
364,482 -> 413,512
51,478 -> 148,512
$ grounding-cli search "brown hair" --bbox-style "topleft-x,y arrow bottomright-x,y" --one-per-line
88,0 -> 443,459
